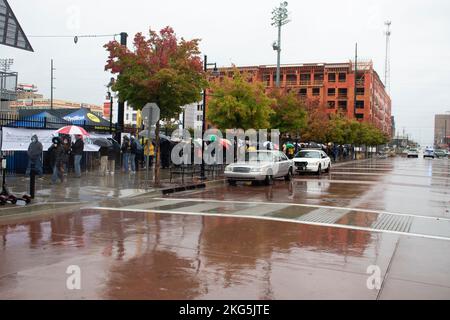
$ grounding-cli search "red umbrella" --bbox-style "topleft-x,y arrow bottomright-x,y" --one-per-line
219,139 -> 232,150
56,126 -> 90,136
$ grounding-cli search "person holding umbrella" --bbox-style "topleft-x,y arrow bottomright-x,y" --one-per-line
92,138 -> 113,177
108,139 -> 120,175
121,136 -> 131,174
71,135 -> 84,178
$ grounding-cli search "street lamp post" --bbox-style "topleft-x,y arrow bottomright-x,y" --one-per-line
107,77 -> 115,134
200,55 -> 219,180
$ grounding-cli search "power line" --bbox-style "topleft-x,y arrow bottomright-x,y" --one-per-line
28,34 -> 119,38
28,34 -> 120,44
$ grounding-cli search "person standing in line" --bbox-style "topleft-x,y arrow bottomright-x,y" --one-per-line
107,139 -> 120,175
71,135 -> 84,178
62,137 -> 71,176
99,146 -> 109,176
48,137 -> 65,184
129,136 -> 138,174
144,140 -> 155,169
26,134 -> 44,179
121,136 -> 131,173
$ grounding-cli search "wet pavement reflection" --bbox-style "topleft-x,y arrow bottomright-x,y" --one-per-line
0,157 -> 449,299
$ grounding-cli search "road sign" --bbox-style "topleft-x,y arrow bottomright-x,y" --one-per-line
142,103 -> 160,127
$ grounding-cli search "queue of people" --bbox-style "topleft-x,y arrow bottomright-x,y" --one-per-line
25,134 -> 85,184
120,136 -> 155,174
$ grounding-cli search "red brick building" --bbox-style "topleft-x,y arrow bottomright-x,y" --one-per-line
214,61 -> 392,136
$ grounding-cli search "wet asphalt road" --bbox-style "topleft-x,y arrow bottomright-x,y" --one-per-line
0,157 -> 449,299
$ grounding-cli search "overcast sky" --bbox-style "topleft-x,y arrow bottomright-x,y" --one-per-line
3,0 -> 450,145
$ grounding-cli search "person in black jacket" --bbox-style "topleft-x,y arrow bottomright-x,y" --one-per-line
48,137 -> 65,184
107,139 -> 120,175
99,146 -> 109,176
26,134 -> 44,178
71,135 -> 84,178
121,136 -> 131,173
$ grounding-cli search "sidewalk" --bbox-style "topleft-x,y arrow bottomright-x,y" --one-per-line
0,168 -> 220,215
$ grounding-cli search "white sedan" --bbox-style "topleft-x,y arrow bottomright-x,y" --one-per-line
293,149 -> 331,175
225,151 -> 294,186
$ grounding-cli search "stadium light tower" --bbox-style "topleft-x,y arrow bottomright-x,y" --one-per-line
384,21 -> 392,94
271,1 -> 290,88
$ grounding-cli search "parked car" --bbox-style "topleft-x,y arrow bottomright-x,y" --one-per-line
435,149 -> 448,159
224,151 -> 294,186
293,149 -> 331,175
407,148 -> 419,158
423,148 -> 435,159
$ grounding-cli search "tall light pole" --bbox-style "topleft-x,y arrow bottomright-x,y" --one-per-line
0,59 -> 14,111
271,1 -> 290,88
384,21 -> 392,94
50,59 -> 56,109
200,55 -> 219,180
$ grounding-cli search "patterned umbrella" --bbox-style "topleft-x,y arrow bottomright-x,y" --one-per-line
56,125 -> 90,136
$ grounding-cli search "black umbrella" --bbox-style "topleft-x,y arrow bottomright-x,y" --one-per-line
92,138 -> 113,148
138,130 -> 170,142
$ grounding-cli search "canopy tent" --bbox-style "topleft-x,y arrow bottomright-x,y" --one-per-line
62,108 -> 111,128
10,111 -> 70,129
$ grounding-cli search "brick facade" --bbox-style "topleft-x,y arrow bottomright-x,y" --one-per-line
212,61 -> 392,136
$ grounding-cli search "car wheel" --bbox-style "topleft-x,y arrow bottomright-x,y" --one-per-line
265,172 -> 274,186
285,168 -> 293,181
326,163 -> 331,173
317,165 -> 322,176
228,180 -> 237,186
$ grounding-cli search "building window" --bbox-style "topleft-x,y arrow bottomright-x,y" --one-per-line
286,74 -> 297,85
312,88 -> 320,96
356,87 -> 365,96
327,88 -> 336,97
126,114 -> 129,121
299,88 -> 307,97
197,115 -> 203,122
197,104 -> 203,111
327,101 -> 336,109
132,114 -> 137,122
338,101 -> 348,110
338,88 -> 348,98
314,73 -> 324,81
356,114 -> 364,120
300,74 -> 311,85
356,101 -> 365,109
328,73 -> 336,82
338,73 -> 347,82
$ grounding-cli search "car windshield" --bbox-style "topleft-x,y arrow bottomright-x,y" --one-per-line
296,151 -> 321,159
246,152 -> 274,162
410,149 -> 418,152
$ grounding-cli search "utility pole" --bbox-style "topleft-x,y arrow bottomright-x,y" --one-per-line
50,59 -> 55,110
117,32 -> 128,143
271,2 -> 290,88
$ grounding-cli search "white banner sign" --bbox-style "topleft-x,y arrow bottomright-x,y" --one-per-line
1,127 -> 111,152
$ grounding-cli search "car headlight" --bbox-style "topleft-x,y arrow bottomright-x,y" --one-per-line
225,166 -> 233,172
251,168 -> 263,172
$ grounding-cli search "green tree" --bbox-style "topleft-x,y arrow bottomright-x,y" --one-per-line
105,26 -> 207,185
269,89 -> 307,137
207,69 -> 274,130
